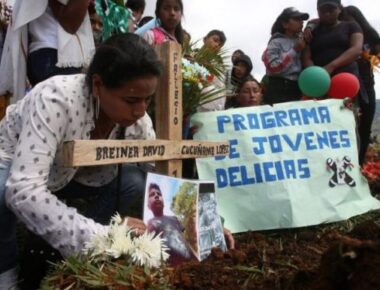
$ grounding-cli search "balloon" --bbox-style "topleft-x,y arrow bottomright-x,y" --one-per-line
327,73 -> 360,99
298,66 -> 331,98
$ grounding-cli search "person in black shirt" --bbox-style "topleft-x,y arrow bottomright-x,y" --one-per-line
340,5 -> 380,165
303,0 -> 364,164
303,0 -> 363,77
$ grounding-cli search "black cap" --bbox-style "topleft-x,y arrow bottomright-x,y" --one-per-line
281,7 -> 309,21
317,0 -> 341,8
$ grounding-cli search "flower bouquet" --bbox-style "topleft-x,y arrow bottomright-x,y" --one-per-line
181,41 -> 227,116
41,214 -> 171,289
181,42 -> 227,138
182,58 -> 215,116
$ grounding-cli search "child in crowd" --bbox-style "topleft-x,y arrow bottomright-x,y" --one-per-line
234,76 -> 263,108
203,29 -> 226,52
225,49 -> 245,95
88,0 -> 103,46
225,54 -> 254,109
142,0 -> 184,45
196,29 -> 227,112
231,49 -> 244,64
182,29 -> 227,178
262,7 -> 309,105
125,0 -> 146,32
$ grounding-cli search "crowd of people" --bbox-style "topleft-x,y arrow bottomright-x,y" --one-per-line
0,0 -> 379,288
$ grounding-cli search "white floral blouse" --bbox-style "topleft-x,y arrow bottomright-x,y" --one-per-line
0,74 -> 155,257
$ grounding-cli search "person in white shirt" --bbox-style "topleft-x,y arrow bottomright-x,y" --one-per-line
0,0 -> 94,102
0,33 -> 161,289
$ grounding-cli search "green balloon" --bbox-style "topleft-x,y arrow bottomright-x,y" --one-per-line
298,66 -> 331,98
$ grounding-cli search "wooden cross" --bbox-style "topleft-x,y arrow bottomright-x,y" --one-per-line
62,42 -> 229,177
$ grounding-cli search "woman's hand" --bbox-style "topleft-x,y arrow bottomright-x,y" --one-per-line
323,63 -> 336,75
223,227 -> 235,250
303,27 -> 313,43
125,217 -> 147,235
293,36 -> 306,52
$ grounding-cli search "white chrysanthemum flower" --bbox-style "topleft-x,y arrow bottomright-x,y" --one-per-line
82,214 -> 168,269
110,213 -> 123,225
83,227 -> 111,257
131,231 -> 169,268
107,233 -> 134,259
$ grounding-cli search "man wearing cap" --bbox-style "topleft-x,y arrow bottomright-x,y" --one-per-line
262,7 -> 309,104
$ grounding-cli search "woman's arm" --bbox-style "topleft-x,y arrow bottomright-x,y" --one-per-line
302,44 -> 314,68
5,78 -> 105,257
262,39 -> 300,75
324,32 -> 364,74
49,0 -> 89,34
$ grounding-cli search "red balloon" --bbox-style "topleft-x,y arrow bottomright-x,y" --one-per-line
327,73 -> 360,99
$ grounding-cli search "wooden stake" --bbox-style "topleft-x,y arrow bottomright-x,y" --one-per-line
154,42 -> 183,177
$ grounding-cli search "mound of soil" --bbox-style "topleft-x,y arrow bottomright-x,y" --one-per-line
171,212 -> 380,290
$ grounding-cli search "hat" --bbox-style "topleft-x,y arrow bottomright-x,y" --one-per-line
281,7 -> 310,21
317,0 -> 341,8
233,54 -> 253,74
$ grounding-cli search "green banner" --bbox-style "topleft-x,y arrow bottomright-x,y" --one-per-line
192,99 -> 380,233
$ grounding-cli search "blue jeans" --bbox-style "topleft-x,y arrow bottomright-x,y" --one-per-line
0,163 -> 146,275
55,164 -> 147,223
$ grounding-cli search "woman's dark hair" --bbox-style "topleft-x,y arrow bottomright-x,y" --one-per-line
271,11 -> 290,35
86,33 -> 162,91
155,0 -> 184,45
125,0 -> 146,12
271,18 -> 285,35
340,5 -> 380,46
237,76 -> 261,94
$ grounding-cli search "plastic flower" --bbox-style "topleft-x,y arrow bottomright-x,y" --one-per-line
182,58 -> 213,87
131,231 -> 169,268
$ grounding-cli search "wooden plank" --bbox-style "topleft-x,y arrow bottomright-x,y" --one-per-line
61,139 -> 230,167
154,42 -> 183,177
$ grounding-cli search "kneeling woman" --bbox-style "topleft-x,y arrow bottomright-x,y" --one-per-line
0,33 -> 161,287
